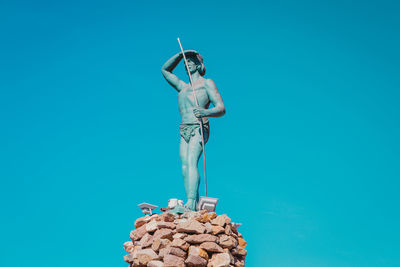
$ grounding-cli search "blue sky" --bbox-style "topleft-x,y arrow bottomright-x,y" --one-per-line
1,0 -> 399,266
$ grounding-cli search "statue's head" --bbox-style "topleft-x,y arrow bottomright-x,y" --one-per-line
186,53 -> 206,76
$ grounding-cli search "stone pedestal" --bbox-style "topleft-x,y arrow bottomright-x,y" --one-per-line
123,210 -> 247,267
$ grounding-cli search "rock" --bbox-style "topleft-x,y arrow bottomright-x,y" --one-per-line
234,257 -> 245,267
204,222 -> 213,234
197,212 -> 217,223
211,225 -> 225,235
175,218 -> 188,225
160,212 -> 176,222
223,248 -> 235,264
231,246 -> 247,257
149,214 -> 161,221
153,228 -> 174,241
152,238 -> 171,252
171,238 -> 190,251
139,233 -> 153,248
176,220 -> 206,234
199,242 -> 224,253
224,224 -> 232,235
173,233 -> 188,239
157,221 -> 176,229
134,216 -> 149,228
184,234 -> 218,244
158,247 -> 171,258
208,252 -> 231,267
123,241 -> 135,253
130,224 -> 147,241
188,246 -> 209,260
146,220 -> 159,233
218,235 -> 237,249
238,238 -> 247,248
211,215 -> 231,227
229,223 -> 238,235
147,260 -> 164,267
163,254 -> 185,267
185,255 -> 208,267
123,253 -> 134,263
169,247 -> 187,258
181,211 -> 205,221
135,248 -> 159,265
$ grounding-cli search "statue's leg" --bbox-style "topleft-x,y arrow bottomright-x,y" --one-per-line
179,137 -> 189,199
184,132 -> 203,210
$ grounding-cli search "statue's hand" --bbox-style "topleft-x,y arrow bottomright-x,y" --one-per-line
193,108 -> 207,118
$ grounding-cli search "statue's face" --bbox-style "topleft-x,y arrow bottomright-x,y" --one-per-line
186,56 -> 201,74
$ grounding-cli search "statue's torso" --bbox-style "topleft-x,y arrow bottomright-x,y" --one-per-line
178,80 -> 210,124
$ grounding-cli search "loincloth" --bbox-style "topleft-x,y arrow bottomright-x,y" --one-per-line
180,122 -> 210,144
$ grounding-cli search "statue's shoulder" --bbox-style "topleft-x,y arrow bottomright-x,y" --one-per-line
204,78 -> 217,89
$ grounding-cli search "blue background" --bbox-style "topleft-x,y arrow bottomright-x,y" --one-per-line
1,0 -> 399,266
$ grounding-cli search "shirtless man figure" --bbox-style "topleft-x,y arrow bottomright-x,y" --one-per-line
161,50 -> 225,210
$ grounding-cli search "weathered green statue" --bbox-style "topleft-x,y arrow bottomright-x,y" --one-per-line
162,50 -> 225,211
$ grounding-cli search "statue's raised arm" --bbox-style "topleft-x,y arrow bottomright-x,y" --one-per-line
161,50 -> 198,92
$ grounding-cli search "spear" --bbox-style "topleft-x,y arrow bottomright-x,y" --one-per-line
177,37 -> 208,197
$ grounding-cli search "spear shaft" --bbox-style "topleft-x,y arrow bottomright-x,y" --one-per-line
177,37 -> 208,197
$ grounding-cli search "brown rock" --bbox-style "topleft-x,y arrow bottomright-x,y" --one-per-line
147,260 -> 164,267
238,237 -> 247,248
223,248 -> 235,265
208,252 -> 231,267
135,248 -> 159,265
123,253 -> 134,263
231,246 -> 247,257
197,211 -> 217,223
149,214 -> 161,221
157,221 -> 176,229
153,228 -> 174,241
169,247 -> 187,258
176,220 -> 206,234
199,242 -> 224,253
181,211 -> 204,221
211,214 -> 231,227
160,212 -> 176,222
123,241 -> 135,253
164,254 -> 185,267
130,224 -> 147,241
204,222 -> 213,234
134,216 -> 149,228
224,224 -> 232,235
185,255 -> 208,267
139,233 -> 153,248
158,247 -> 171,258
184,234 -> 218,244
234,257 -> 245,267
218,234 -> 237,249
151,238 -> 161,252
173,233 -> 188,239
152,238 -> 171,252
146,220 -> 159,233
188,246 -> 209,261
171,238 -> 190,251
211,225 -> 225,235
230,223 -> 238,235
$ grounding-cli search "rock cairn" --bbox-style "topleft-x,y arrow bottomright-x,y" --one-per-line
123,210 -> 247,267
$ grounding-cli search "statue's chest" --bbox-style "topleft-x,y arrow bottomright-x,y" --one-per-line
179,86 -> 207,105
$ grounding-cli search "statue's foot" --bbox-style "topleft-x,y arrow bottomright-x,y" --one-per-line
184,199 -> 197,211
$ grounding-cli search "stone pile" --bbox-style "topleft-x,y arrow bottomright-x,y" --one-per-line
123,210 -> 247,267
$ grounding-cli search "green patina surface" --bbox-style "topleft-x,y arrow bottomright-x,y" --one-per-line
161,50 -> 225,211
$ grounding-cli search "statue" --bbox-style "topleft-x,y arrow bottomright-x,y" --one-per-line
161,50 -> 226,211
